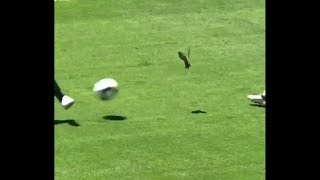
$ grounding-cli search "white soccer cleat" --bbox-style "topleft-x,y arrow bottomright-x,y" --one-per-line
61,95 -> 74,109
247,94 -> 266,106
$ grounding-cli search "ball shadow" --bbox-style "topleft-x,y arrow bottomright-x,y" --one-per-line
191,110 -> 207,114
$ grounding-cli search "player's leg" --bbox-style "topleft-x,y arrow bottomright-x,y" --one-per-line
55,80 -> 75,109
54,80 -> 64,102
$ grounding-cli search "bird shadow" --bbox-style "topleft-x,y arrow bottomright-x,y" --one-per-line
103,115 -> 127,121
54,119 -> 80,127
191,110 -> 207,114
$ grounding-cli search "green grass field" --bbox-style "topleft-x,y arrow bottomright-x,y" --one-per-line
55,0 -> 265,179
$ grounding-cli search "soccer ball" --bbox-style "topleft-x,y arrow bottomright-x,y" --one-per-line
93,78 -> 118,100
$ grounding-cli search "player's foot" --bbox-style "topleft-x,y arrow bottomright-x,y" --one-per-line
247,94 -> 265,106
61,95 -> 74,109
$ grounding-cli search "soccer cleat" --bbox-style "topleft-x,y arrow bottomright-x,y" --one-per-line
261,90 -> 266,100
247,94 -> 266,106
61,95 -> 74,109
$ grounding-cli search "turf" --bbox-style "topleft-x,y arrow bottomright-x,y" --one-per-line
55,0 -> 265,179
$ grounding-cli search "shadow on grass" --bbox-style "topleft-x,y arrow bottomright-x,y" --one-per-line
191,110 -> 207,114
54,119 -> 80,127
103,115 -> 127,121
250,104 -> 266,108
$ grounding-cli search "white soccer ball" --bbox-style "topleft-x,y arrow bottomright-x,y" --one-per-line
93,78 -> 118,100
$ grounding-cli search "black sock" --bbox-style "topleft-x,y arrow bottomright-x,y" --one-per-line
54,80 -> 64,102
